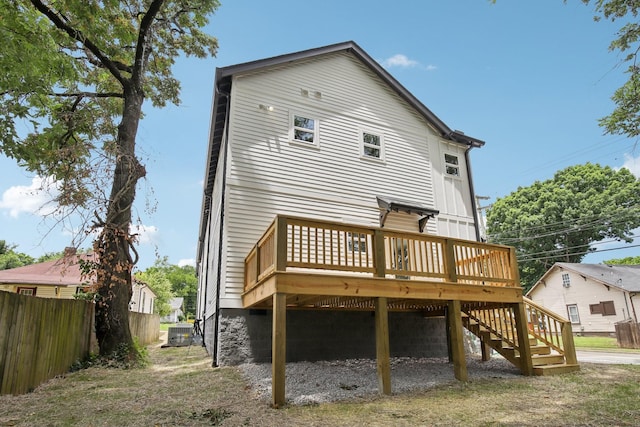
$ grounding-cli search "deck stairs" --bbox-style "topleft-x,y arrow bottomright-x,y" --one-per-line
461,298 -> 580,376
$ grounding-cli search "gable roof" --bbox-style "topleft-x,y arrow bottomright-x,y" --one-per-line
197,41 -> 486,265
528,262 -> 640,295
0,253 -> 95,286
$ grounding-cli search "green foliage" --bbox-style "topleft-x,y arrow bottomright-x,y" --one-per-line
603,255 -> 640,264
0,0 -> 219,355
0,2 -> 219,208
135,268 -> 174,316
486,163 -> 640,290
71,338 -> 149,370
143,257 -> 197,318
579,0 -> 640,136
0,240 -> 34,270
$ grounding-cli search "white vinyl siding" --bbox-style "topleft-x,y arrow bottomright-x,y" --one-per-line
216,52 -> 475,307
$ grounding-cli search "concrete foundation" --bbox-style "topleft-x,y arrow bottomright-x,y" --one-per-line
209,308 -> 448,366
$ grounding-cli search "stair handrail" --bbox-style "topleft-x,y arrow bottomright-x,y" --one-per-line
523,297 -> 578,365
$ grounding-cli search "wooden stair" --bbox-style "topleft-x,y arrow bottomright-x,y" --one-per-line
462,311 -> 580,376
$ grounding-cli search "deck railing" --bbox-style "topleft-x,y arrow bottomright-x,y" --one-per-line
244,215 -> 519,292
464,298 -> 578,366
524,297 -> 578,364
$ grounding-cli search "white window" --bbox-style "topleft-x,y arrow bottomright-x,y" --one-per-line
17,287 -> 36,296
347,232 -> 367,253
444,153 -> 460,177
567,304 -> 580,324
291,113 -> 319,147
361,131 -> 384,160
562,273 -> 571,288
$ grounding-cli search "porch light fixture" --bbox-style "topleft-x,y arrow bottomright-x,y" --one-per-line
258,104 -> 274,111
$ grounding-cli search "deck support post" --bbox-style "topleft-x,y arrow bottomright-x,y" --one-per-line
375,297 -> 391,395
513,302 -> 533,376
447,299 -> 468,381
272,293 -> 287,407
480,337 -> 491,361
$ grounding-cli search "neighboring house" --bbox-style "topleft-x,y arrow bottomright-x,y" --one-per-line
527,262 -> 640,335
196,42 -> 577,405
0,247 -> 156,314
129,280 -> 157,314
161,297 -> 184,323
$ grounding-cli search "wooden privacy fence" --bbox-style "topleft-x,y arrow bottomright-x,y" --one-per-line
0,291 -> 94,395
129,311 -> 160,346
615,319 -> 640,349
0,291 -> 161,395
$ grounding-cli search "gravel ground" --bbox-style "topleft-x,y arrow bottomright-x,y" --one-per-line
239,356 -> 521,405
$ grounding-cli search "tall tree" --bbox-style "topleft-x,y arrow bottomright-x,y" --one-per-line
486,163 -> 640,291
141,257 -> 197,319
0,240 -> 34,270
580,0 -> 640,136
0,1 -> 218,358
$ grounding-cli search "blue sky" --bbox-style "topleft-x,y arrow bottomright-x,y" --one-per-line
1,0 -> 639,270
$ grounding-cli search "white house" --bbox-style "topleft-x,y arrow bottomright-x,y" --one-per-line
527,263 -> 640,335
195,41 -> 493,367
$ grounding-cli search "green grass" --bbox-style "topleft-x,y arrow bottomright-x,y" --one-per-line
573,335 -> 619,349
159,323 -> 175,331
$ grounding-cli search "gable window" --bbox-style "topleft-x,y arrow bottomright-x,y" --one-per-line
291,114 -> 318,147
566,304 -> 580,324
444,153 -> 460,177
562,273 -> 571,288
361,131 -> 384,160
17,287 -> 36,296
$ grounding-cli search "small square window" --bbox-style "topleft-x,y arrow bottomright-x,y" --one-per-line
444,153 -> 460,177
361,131 -> 384,160
601,300 -> 616,316
291,114 -> 319,147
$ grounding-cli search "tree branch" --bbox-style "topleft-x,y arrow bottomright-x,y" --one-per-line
28,0 -> 126,86
50,91 -> 124,99
132,0 -> 165,89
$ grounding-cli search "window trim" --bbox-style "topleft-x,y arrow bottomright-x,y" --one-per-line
290,112 -> 319,148
359,129 -> 385,161
566,304 -> 580,324
444,152 -> 461,178
17,287 -> 36,296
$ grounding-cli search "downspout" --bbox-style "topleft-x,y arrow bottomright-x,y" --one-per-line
630,292 -> 638,323
464,145 -> 482,242
212,85 -> 232,367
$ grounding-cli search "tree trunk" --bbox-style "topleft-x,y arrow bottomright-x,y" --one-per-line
94,84 -> 146,357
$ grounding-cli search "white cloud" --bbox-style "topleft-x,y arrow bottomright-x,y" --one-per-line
382,54 -> 419,69
426,64 -> 438,71
131,224 -> 159,245
0,176 -> 59,218
620,153 -> 640,178
178,258 -> 196,267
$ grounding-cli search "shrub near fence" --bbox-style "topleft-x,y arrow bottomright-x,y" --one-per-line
0,291 -> 94,395
0,291 -> 161,395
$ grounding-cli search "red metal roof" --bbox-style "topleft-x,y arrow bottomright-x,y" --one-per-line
0,253 -> 96,286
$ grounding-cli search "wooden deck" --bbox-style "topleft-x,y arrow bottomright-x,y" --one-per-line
242,215 -> 577,407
